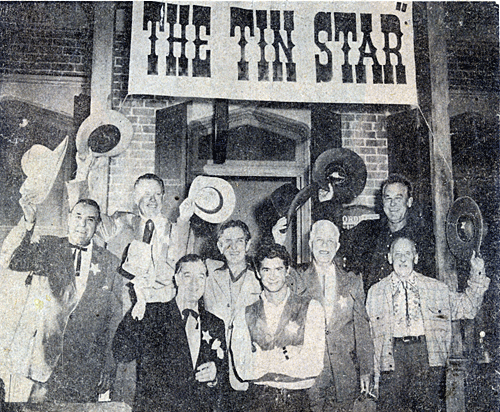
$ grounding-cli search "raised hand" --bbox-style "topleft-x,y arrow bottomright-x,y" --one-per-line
470,250 -> 486,277
272,217 -> 288,246
19,191 -> 37,225
178,198 -> 195,222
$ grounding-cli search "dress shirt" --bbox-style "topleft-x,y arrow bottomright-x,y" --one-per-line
74,241 -> 93,303
314,263 -> 337,321
261,289 -> 290,335
391,272 -> 425,337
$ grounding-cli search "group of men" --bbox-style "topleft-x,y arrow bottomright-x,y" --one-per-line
0,167 -> 490,412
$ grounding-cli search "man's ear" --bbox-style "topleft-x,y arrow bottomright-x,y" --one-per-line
388,253 -> 393,265
414,253 -> 419,265
407,196 -> 414,208
245,239 -> 252,252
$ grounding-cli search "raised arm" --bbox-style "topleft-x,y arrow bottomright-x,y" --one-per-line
450,251 -> 490,320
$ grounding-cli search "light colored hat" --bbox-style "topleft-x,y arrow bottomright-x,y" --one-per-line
76,110 -> 133,157
19,136 -> 69,204
188,176 -> 236,224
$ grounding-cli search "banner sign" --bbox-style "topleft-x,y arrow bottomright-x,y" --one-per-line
129,1 -> 417,104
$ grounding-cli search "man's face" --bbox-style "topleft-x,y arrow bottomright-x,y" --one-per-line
310,221 -> 340,264
175,260 -> 207,304
382,183 -> 413,225
134,179 -> 163,219
258,257 -> 288,294
389,238 -> 417,278
68,203 -> 99,247
217,227 -> 250,266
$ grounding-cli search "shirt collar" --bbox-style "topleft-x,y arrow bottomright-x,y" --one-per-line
261,287 -> 290,308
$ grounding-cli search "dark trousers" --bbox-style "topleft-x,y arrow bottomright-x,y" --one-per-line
378,337 -> 445,412
247,383 -> 311,412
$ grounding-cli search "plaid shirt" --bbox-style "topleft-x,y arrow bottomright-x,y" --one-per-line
366,271 -> 490,378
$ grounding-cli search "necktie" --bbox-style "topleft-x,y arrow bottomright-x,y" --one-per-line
143,219 -> 155,244
182,308 -> 199,326
403,281 -> 410,326
70,244 -> 87,276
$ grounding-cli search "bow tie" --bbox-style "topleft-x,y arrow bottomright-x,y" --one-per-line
182,308 -> 199,327
69,243 -> 88,252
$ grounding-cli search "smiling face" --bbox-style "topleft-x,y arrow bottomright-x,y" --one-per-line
68,202 -> 99,247
175,260 -> 207,305
382,182 -> 413,226
388,238 -> 418,279
134,179 -> 164,219
217,226 -> 250,266
258,257 -> 288,294
309,220 -> 340,265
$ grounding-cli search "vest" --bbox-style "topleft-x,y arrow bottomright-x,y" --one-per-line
245,293 -> 310,351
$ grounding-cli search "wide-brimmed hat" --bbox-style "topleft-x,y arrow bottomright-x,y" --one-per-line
446,196 -> 483,261
270,184 -> 299,218
312,148 -> 367,204
76,110 -> 133,157
188,176 -> 236,224
19,136 -> 69,204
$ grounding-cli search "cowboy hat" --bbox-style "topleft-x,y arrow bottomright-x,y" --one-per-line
270,184 -> 299,218
19,136 -> 69,205
76,110 -> 133,157
188,176 -> 236,224
312,148 -> 367,204
446,196 -> 483,261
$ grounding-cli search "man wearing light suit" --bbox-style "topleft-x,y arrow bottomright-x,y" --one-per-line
8,197 -> 122,403
113,254 -> 229,412
285,219 -> 374,411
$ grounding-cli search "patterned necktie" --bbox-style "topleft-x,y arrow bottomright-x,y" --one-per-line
143,219 -> 155,244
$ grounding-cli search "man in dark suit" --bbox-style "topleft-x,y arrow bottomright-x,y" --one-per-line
113,254 -> 229,412
296,220 -> 374,412
8,197 -> 122,403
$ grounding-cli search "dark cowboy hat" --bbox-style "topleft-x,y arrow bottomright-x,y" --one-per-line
269,183 -> 317,224
270,184 -> 299,218
312,148 -> 367,204
446,196 -> 483,261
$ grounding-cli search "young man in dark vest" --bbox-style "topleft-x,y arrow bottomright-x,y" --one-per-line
231,244 -> 325,412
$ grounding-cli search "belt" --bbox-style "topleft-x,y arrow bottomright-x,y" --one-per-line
393,335 -> 424,343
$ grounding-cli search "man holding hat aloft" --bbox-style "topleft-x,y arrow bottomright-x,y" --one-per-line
67,156 -> 192,318
366,237 -> 489,411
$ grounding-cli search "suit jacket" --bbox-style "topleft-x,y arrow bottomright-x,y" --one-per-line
113,299 -> 230,412
9,230 -> 123,402
366,271 -> 490,378
294,259 -> 374,407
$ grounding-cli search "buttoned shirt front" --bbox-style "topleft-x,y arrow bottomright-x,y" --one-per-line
391,272 -> 425,337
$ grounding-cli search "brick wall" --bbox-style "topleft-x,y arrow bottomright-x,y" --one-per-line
341,113 -> 388,207
0,4 -> 92,78
109,13 -> 175,214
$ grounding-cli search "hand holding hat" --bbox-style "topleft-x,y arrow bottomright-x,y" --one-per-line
188,176 -> 236,224
19,136 -> 69,205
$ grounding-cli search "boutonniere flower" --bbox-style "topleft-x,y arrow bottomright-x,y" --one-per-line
285,321 -> 300,336
211,338 -> 224,359
202,330 -> 212,344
